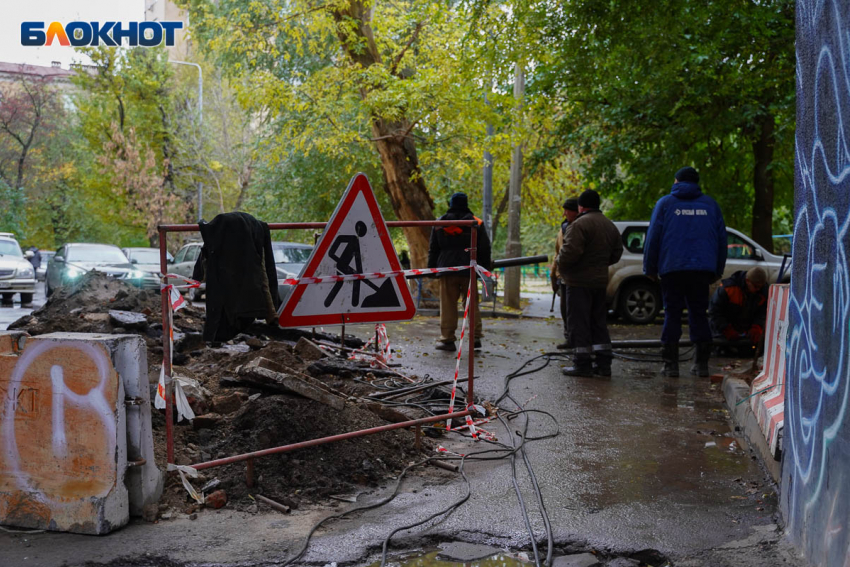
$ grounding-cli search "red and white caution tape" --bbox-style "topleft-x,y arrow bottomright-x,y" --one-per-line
446,280 -> 478,440
280,265 -> 496,286
160,273 -> 201,313
156,274 -> 198,421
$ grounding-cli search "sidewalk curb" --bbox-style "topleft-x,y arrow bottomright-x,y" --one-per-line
722,376 -> 781,484
416,308 -> 523,319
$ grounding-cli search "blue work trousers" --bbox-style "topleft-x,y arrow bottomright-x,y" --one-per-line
660,271 -> 713,345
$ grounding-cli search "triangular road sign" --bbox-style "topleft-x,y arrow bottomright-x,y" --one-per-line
278,173 -> 417,328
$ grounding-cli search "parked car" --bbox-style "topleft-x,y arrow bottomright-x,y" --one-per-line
168,242 -> 204,301
46,243 -> 160,297
273,241 -> 314,304
122,247 -> 173,274
36,250 -> 55,281
607,222 -> 789,324
0,234 -> 36,305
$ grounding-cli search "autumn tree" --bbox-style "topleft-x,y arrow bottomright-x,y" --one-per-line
532,0 -> 795,251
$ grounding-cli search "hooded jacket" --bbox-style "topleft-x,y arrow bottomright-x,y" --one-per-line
708,270 -> 768,334
427,207 -> 492,275
644,181 -> 727,277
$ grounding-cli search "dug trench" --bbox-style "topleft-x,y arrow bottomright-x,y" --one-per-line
9,272 -> 454,520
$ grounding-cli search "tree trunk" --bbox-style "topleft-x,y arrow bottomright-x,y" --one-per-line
504,63 -> 525,309
332,1 -> 435,268
752,112 -> 775,254
371,120 -> 434,268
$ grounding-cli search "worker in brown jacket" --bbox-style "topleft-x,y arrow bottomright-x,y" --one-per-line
558,189 -> 624,377
551,198 -> 579,349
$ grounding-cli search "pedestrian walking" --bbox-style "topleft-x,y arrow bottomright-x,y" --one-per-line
558,189 -> 623,377
709,267 -> 768,346
644,166 -> 727,377
551,198 -> 579,349
428,192 -> 492,351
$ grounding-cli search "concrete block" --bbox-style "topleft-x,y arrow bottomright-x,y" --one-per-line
0,331 -> 161,534
113,336 -> 163,518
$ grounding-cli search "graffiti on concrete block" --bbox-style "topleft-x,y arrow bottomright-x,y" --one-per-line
1,340 -> 119,521
786,1 -> 850,564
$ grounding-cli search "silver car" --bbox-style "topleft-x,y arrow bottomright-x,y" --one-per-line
607,222 -> 789,324
168,242 -> 205,301
0,234 -> 37,305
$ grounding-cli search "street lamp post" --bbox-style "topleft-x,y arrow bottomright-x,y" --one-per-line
168,60 -> 203,220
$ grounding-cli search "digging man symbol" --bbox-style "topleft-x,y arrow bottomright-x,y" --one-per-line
323,220 -> 400,309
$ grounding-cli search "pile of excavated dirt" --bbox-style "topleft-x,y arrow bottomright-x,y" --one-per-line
10,272 -> 438,519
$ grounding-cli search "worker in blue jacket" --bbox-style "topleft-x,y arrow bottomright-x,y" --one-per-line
644,167 -> 727,378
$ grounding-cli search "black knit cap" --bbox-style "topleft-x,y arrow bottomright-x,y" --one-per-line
449,192 -> 468,209
562,197 -> 579,211
578,189 -> 600,209
675,166 -> 699,184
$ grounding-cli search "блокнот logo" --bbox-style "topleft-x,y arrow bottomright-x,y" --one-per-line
21,21 -> 183,47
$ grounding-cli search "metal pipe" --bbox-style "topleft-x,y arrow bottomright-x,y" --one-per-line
191,410 -> 474,470
159,227 -> 174,464
255,494 -> 290,514
468,227 -> 477,407
612,339 -> 693,349
492,255 -> 548,269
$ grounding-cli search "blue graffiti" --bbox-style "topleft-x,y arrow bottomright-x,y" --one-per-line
785,0 -> 850,564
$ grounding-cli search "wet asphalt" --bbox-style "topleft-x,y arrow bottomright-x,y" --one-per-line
0,281 -> 46,330
0,303 -> 796,567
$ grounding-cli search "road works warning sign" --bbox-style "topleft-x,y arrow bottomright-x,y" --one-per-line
278,173 -> 416,327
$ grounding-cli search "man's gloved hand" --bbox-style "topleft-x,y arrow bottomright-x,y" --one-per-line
723,325 -> 740,341
550,272 -> 558,293
747,324 -> 764,344
647,273 -> 659,283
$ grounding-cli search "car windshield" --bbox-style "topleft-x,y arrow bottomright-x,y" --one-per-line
128,249 -> 160,263
67,245 -> 129,264
0,240 -> 23,257
273,246 -> 312,264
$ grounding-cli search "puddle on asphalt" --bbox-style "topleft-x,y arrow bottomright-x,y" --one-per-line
370,550 -> 531,567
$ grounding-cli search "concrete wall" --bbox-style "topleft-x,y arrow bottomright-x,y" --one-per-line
0,332 -> 161,534
784,1 -> 850,565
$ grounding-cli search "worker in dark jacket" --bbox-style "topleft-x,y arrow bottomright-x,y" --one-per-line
428,192 -> 492,351
551,198 -> 579,349
709,267 -> 768,345
558,189 -> 624,377
644,166 -> 727,377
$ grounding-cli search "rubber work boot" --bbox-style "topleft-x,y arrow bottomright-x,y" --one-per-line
690,342 -> 712,377
435,341 -> 456,352
661,343 -> 679,378
562,359 -> 594,377
594,351 -> 613,377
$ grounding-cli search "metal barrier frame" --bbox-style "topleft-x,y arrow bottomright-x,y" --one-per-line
157,220 -> 479,470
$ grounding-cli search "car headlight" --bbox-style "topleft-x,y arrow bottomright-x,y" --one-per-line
129,270 -> 145,279
66,267 -> 83,279
17,266 -> 34,279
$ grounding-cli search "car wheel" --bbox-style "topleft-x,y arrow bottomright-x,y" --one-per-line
618,280 -> 661,324
1,293 -> 13,305
20,293 -> 34,305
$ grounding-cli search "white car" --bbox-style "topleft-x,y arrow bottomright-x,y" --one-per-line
0,234 -> 37,305
607,222 -> 790,324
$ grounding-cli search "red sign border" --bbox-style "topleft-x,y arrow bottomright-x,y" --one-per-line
278,173 -> 416,327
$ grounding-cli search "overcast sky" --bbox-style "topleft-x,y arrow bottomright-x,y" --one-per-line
0,0 -> 144,68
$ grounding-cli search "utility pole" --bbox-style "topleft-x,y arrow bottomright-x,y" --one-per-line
482,88 -> 494,242
169,60 -> 203,220
504,62 -> 524,309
